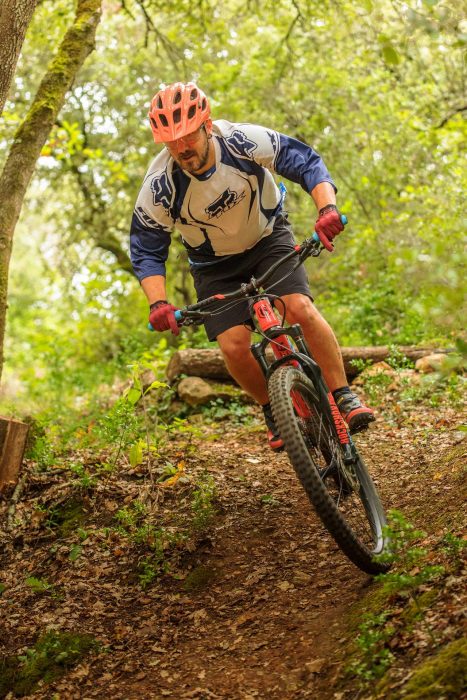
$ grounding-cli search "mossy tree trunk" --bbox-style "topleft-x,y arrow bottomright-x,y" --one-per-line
0,0 -> 102,382
0,0 -> 39,116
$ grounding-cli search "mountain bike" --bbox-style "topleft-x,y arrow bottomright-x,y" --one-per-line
159,230 -> 390,575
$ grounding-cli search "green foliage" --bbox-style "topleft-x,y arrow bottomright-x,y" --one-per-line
0,630 -> 97,697
40,498 -> 87,536
399,637 -> 467,700
375,510 -> 445,591
260,493 -> 280,507
68,544 -> 83,562
25,576 -> 55,595
25,432 -> 56,470
200,398 -> 253,423
386,345 -> 415,371
349,611 -> 396,682
398,372 -> 465,410
191,472 -> 217,530
441,533 -> 467,569
3,0 -> 465,425
103,462 -> 217,588
68,463 -> 98,490
348,510 -> 451,685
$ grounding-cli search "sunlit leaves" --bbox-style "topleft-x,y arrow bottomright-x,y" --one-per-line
3,0 -> 466,402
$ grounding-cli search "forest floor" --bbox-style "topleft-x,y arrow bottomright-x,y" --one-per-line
0,370 -> 466,699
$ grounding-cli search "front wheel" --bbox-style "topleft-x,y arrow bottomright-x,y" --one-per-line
268,366 -> 390,575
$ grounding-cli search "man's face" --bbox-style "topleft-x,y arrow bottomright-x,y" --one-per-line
165,123 -> 212,174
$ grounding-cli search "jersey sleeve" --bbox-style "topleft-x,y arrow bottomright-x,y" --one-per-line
129,164 -> 175,281
220,121 -> 336,195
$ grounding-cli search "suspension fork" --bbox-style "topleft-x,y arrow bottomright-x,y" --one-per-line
250,295 -> 352,453
251,296 -> 296,360
250,296 -> 312,419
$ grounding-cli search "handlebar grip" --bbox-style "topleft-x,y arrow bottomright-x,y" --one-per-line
148,310 -> 183,331
312,213 -> 348,243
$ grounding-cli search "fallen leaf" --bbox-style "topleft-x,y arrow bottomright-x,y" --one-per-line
277,581 -> 293,591
293,571 -> 312,585
305,658 -> 326,674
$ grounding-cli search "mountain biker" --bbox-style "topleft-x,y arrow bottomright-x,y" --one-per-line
130,82 -> 375,450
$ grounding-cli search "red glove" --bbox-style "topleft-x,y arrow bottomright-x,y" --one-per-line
149,300 -> 180,335
315,204 -> 345,252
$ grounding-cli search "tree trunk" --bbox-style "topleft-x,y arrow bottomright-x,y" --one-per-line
0,416 -> 29,493
166,346 -> 449,383
0,0 -> 39,116
0,0 -> 102,382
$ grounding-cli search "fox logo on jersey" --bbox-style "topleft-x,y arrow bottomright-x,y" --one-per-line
225,130 -> 258,158
150,171 -> 172,211
205,188 -> 246,219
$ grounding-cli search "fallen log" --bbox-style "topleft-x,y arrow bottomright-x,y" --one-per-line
0,416 -> 29,495
166,346 -> 449,383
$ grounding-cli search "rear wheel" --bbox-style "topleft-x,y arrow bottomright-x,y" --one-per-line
268,366 -> 390,574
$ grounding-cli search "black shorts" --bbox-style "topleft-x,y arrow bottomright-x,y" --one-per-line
190,213 -> 312,341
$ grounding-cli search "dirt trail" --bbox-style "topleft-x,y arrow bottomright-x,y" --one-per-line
1,404 -> 464,699
117,445 -> 370,700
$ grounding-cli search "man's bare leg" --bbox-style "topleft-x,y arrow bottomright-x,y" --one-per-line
281,293 -> 375,431
216,300 -> 346,399
280,293 -> 347,391
216,325 -> 269,404
217,325 -> 284,450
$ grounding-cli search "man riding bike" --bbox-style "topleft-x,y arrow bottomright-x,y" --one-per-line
130,81 -> 375,450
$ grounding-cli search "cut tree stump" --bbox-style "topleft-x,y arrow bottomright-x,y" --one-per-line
0,416 -> 29,494
166,346 -> 449,383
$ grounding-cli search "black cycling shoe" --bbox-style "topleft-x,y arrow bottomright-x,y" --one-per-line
335,391 -> 375,434
262,403 -> 284,452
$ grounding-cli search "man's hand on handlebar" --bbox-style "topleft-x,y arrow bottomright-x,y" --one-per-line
147,215 -> 348,334
149,300 -> 180,335
314,204 -> 345,252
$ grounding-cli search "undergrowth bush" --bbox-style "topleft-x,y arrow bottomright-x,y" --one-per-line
347,510 -> 464,688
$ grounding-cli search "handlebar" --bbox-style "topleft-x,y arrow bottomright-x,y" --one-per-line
149,214 -> 348,330
311,214 -> 347,244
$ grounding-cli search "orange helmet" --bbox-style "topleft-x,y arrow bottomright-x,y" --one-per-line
148,82 -> 211,143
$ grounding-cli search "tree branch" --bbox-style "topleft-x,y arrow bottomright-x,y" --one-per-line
437,105 -> 467,129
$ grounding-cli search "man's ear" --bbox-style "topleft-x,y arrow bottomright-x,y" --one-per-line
205,118 -> 213,137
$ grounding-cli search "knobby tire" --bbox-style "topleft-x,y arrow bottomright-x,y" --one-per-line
268,366 -> 389,575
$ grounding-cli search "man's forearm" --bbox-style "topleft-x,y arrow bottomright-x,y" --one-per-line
141,275 -> 167,305
310,181 -> 337,211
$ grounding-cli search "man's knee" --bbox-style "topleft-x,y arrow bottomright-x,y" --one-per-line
217,327 -> 252,364
282,294 -> 318,324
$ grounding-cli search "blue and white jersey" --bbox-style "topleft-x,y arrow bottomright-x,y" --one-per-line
130,120 -> 336,280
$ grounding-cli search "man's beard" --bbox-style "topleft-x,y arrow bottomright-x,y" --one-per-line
177,139 -> 210,174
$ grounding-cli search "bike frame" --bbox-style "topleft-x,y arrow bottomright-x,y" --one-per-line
249,294 -> 352,454
169,224 -> 354,460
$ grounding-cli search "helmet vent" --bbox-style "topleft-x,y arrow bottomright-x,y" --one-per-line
148,82 -> 210,143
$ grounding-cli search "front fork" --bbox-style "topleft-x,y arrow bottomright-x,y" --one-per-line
250,295 -> 354,461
